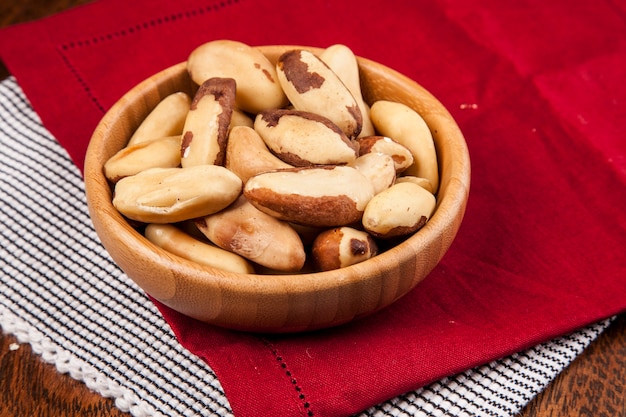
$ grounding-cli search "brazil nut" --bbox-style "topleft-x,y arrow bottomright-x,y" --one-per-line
311,226 -> 378,271
370,100 -> 439,193
276,49 -> 362,138
320,44 -> 375,138
254,109 -> 358,166
181,77 -> 236,167
187,39 -> 289,113
104,135 -> 181,183
362,181 -> 436,239
356,135 -> 414,173
225,125 -> 293,183
113,165 -> 242,224
243,165 -> 374,227
196,195 -> 306,272
349,152 -> 396,195
127,92 -> 191,146
145,223 -> 254,274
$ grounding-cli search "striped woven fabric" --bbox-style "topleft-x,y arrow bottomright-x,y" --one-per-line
0,76 -> 612,417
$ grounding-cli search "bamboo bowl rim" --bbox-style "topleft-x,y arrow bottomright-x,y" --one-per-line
84,45 -> 471,333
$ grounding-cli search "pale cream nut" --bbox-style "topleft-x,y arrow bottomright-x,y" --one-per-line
362,181 -> 436,238
370,100 -> 439,193
349,152 -> 396,195
196,196 -> 306,272
127,92 -> 191,146
113,165 -> 242,224
225,125 -> 293,183
104,135 -> 181,183
145,223 -> 254,274
187,39 -> 288,113
230,108 -> 254,129
395,175 -> 434,194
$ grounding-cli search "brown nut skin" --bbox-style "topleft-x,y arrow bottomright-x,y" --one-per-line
243,165 -> 375,228
311,227 -> 378,271
195,196 -> 306,272
357,135 -> 414,173
225,125 -> 293,183
254,109 -> 358,167
181,77 -> 236,167
276,49 -> 362,138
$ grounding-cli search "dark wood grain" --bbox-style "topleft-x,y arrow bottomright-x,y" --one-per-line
0,332 -> 128,417
0,1 -> 624,416
0,0 -> 93,28
516,314 -> 625,417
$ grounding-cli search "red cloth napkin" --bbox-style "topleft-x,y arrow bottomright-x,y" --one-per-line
2,1 -> 625,416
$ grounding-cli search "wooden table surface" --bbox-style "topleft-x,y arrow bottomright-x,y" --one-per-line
1,1 -> 625,416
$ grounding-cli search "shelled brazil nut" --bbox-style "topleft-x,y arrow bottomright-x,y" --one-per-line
105,40 -> 439,273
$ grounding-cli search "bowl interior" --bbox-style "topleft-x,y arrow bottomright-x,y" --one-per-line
84,45 -> 470,333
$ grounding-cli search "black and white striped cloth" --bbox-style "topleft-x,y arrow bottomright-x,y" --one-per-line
0,76 -> 613,417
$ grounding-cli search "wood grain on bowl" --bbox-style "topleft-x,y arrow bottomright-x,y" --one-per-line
84,45 -> 471,333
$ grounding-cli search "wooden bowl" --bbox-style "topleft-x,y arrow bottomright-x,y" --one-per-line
84,45 -> 471,333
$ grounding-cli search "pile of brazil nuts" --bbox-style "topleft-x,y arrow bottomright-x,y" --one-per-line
105,40 -> 439,274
